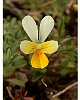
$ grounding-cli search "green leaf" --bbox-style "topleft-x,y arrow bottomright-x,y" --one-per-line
6,47 -> 12,57
12,54 -> 24,62
32,69 -> 47,82
58,67 -> 73,76
51,0 -> 69,16
7,79 -> 25,87
13,58 -> 27,68
57,49 -> 77,56
12,54 -> 27,68
3,66 -> 15,77
59,37 -> 76,48
58,16 -> 65,40
4,47 -> 12,65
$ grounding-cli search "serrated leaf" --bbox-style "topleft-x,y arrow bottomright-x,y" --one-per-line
32,69 -> 47,82
7,79 -> 25,87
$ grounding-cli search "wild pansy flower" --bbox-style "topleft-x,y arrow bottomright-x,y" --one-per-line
20,15 -> 58,69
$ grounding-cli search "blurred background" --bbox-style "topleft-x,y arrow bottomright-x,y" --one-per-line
3,0 -> 77,100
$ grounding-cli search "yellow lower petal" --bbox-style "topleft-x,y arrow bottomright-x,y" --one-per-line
40,40 -> 58,54
20,40 -> 37,54
31,50 -> 49,69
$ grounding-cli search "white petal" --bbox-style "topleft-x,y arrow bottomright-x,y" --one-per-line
39,16 -> 54,42
22,15 -> 38,42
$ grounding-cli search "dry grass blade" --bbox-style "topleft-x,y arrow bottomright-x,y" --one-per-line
52,82 -> 78,99
6,86 -> 14,100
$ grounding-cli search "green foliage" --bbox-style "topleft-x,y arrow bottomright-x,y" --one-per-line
3,17 -> 28,77
59,37 -> 76,47
58,67 -> 74,76
51,0 -> 70,16
12,55 -> 27,68
3,52 -> 27,77
7,79 -> 25,87
3,66 -> 15,77
58,16 -> 65,40
3,47 -> 12,66
32,69 -> 47,82
3,16 -> 28,53
58,48 -> 77,56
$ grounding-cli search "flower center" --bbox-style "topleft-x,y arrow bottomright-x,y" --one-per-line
36,44 -> 41,50
35,44 -> 42,56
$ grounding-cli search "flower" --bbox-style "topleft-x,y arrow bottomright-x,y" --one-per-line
20,15 -> 58,69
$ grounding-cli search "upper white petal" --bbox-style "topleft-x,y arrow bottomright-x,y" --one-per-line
39,16 -> 54,42
22,15 -> 38,42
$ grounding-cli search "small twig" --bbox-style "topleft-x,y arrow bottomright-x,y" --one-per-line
24,91 -> 28,97
9,0 -> 25,4
41,79 -> 47,87
5,0 -> 22,18
52,82 -> 78,98
6,86 -> 14,100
